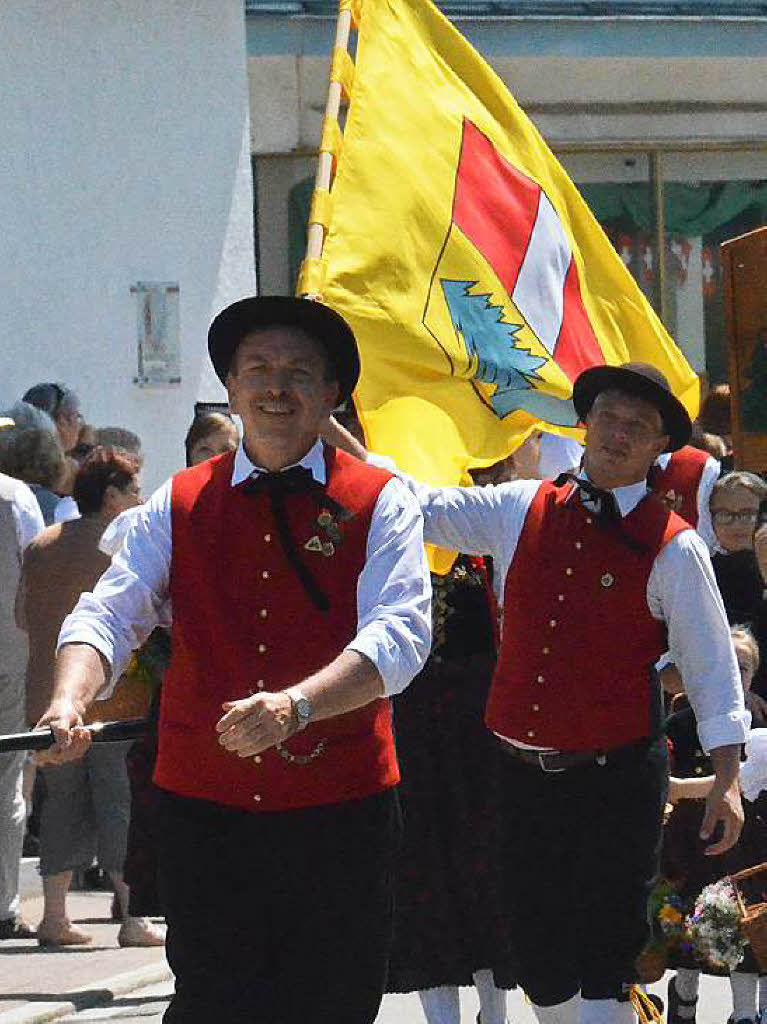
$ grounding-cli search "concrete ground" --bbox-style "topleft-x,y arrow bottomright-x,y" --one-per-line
0,859 -> 739,1024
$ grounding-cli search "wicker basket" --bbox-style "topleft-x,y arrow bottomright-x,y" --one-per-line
731,863 -> 767,971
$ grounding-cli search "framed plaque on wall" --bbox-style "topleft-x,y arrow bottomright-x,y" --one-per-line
131,281 -> 181,386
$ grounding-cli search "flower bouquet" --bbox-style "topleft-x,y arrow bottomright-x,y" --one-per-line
686,878 -> 748,972
637,880 -> 693,981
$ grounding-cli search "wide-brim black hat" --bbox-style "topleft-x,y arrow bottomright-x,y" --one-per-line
572,361 -> 692,452
208,296 -> 360,404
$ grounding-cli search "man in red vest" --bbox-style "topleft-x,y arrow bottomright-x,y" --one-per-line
649,443 -> 720,547
328,362 -> 748,1024
34,297 -> 432,1024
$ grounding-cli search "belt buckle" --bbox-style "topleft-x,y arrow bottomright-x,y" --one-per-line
537,751 -> 566,774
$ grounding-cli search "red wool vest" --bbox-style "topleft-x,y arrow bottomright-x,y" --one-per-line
651,445 -> 711,527
155,446 -> 398,812
486,481 -> 689,751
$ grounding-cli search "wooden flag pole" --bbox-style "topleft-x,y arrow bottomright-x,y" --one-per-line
303,3 -> 353,284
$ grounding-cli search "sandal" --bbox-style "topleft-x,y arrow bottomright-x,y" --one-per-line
37,920 -> 93,947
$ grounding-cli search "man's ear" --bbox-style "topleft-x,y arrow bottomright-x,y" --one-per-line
226,372 -> 240,416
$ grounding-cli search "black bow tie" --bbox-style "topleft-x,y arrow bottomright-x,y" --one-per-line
555,473 -> 620,524
242,466 -> 316,498
241,466 -> 339,612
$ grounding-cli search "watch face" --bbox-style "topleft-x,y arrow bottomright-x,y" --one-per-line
295,697 -> 312,722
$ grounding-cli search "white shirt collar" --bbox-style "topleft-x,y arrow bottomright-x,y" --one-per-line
575,469 -> 649,519
230,438 -> 327,487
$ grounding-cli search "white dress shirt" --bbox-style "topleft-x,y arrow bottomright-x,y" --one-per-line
59,440 -> 432,698
397,471 -> 749,753
4,474 -> 45,551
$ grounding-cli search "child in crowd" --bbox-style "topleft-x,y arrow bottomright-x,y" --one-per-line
664,626 -> 767,1024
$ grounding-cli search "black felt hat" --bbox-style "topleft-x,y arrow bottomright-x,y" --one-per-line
572,362 -> 692,452
207,296 -> 360,403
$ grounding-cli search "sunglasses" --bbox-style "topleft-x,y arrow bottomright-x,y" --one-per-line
711,509 -> 760,526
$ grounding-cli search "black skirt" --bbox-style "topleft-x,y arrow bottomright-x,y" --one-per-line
385,558 -> 517,993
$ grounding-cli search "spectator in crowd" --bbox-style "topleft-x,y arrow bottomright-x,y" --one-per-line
95,427 -> 142,455
183,410 -> 238,465
22,384 -> 91,523
0,402 -> 67,525
22,383 -> 83,455
698,383 -> 732,467
18,447 -> 152,946
689,423 -> 727,462
0,427 -> 44,941
709,472 -> 767,702
663,626 -> 767,1024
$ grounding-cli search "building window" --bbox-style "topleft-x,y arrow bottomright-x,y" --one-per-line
280,147 -> 767,383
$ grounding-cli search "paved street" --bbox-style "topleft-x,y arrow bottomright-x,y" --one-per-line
49,973 -> 737,1024
1,860 -> 741,1024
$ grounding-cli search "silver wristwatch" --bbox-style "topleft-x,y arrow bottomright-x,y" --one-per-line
287,688 -> 313,732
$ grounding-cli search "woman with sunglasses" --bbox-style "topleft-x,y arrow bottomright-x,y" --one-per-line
707,472 -> 767,703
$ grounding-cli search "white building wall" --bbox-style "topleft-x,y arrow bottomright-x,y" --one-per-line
0,0 -> 256,492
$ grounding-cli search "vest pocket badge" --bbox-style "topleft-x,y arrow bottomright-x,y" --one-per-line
304,534 -> 335,557
600,572 -> 615,588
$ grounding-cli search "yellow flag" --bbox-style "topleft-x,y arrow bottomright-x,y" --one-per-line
300,0 -> 699,570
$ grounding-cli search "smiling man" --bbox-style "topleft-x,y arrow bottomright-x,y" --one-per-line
327,361 -> 749,1024
33,296 -> 432,1024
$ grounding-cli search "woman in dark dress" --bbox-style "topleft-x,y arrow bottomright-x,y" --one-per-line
386,555 -> 516,1024
385,437 -> 543,1024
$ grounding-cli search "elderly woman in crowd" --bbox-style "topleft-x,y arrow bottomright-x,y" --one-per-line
17,446 -> 156,946
22,383 -> 83,456
0,402 -> 66,525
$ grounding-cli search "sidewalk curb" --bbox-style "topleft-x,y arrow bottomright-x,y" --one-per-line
0,961 -> 172,1024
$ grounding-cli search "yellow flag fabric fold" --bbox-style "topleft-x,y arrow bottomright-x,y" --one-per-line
309,0 -> 699,570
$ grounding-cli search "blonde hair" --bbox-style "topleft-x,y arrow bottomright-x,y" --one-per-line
711,471 -> 767,505
731,624 -> 760,674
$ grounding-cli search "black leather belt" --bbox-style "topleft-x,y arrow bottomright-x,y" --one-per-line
497,736 -> 652,773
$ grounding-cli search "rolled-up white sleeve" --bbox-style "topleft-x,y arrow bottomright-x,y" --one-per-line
394,473 -> 540,575
648,528 -> 750,752
57,481 -> 173,691
346,477 -> 432,696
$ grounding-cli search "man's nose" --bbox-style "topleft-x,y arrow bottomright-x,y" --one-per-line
608,421 -> 630,443
264,371 -> 291,396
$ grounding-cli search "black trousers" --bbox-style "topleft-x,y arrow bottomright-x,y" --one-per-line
156,787 -> 402,1024
499,738 -> 668,1006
